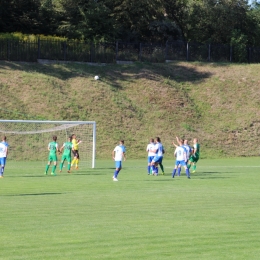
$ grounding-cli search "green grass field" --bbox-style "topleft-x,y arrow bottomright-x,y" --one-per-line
1,158 -> 260,259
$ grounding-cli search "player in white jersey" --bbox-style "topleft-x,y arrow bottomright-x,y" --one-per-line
112,140 -> 126,181
172,138 -> 190,178
173,136 -> 191,176
183,140 -> 192,160
0,136 -> 9,178
150,137 -> 164,176
146,138 -> 155,175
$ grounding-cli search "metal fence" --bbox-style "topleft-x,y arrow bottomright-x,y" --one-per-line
1,38 -> 260,63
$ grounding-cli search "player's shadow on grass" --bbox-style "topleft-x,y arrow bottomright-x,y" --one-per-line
143,179 -> 173,182
197,177 -> 232,179
94,167 -> 115,169
194,171 -> 233,179
2,192 -> 63,196
66,173 -> 106,176
8,175 -> 49,178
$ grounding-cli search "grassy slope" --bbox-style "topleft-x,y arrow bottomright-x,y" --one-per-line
0,61 -> 260,159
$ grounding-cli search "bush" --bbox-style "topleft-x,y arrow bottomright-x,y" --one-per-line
0,32 -> 67,42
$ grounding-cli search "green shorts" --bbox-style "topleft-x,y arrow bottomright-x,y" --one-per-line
61,154 -> 71,163
48,154 -> 57,162
189,155 -> 199,163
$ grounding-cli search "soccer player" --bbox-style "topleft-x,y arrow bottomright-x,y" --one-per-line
45,135 -> 59,176
112,140 -> 126,181
187,138 -> 200,173
119,140 -> 126,155
0,136 -> 9,178
183,139 -> 192,160
172,139 -> 190,179
150,137 -> 164,176
159,144 -> 165,175
174,136 -> 192,176
59,136 -> 73,173
71,134 -> 82,169
146,138 -> 155,175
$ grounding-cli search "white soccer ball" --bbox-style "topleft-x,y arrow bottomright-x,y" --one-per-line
94,75 -> 99,80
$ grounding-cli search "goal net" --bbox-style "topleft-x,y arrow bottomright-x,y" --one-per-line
0,120 -> 96,171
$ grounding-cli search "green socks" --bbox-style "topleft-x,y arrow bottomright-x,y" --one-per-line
52,165 -> 57,173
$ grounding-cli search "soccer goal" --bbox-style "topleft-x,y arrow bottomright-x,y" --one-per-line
0,120 -> 96,170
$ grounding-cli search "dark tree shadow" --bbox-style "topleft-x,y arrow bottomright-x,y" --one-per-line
0,60 -> 214,90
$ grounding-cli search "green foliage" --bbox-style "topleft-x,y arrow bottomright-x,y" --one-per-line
58,0 -> 116,41
230,29 -> 248,62
247,1 -> 260,45
166,0 -> 250,44
148,19 -> 183,42
112,0 -> 165,42
0,32 -> 66,41
1,0 -> 260,46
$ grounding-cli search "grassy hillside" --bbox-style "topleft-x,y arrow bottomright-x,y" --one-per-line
0,60 -> 260,159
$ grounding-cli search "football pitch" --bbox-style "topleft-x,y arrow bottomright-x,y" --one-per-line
1,158 -> 260,260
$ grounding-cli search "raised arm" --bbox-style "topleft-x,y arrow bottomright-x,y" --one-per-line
176,136 -> 181,145
172,141 -> 178,148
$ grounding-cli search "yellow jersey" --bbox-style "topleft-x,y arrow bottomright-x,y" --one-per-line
72,139 -> 79,150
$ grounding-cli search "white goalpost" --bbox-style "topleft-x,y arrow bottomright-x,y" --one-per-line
0,120 -> 96,169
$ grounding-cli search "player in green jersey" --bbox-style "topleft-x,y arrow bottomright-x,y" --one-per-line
187,138 -> 200,173
45,135 -> 59,176
59,136 -> 73,173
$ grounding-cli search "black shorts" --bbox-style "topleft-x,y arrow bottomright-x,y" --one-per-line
72,150 -> 80,159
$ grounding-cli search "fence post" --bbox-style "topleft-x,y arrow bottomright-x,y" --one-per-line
90,43 -> 93,62
230,45 -> 232,62
186,42 -> 189,61
7,40 -> 10,61
165,40 -> 168,61
208,43 -> 211,62
139,43 -> 142,61
37,37 -> 41,60
247,47 -> 251,64
63,41 -> 67,61
116,41 -> 118,61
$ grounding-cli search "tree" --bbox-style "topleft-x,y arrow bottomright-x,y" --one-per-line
163,0 -> 251,44
247,0 -> 260,45
0,0 -> 42,34
58,0 -> 116,41
39,0 -> 60,35
111,0 -> 165,42
163,0 -> 191,41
